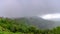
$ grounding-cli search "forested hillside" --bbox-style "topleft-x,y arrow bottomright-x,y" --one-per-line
15,17 -> 54,29
0,17 -> 60,34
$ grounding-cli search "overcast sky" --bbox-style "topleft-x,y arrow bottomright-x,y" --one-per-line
0,0 -> 60,18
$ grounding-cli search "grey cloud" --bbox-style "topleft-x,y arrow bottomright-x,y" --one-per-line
0,0 -> 60,18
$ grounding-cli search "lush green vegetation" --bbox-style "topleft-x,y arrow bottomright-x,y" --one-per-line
0,17 -> 60,34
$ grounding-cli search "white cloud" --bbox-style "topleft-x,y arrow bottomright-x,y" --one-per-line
39,13 -> 60,19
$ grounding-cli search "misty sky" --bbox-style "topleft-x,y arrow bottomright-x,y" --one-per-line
0,0 -> 60,18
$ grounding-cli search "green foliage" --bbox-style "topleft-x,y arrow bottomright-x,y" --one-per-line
0,17 -> 60,34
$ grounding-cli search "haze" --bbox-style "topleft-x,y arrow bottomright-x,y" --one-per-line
0,0 -> 60,18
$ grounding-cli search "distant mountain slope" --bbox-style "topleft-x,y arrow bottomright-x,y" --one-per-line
45,18 -> 60,28
15,16 -> 54,29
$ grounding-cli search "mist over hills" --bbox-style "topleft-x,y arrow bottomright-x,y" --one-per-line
14,16 -> 54,29
46,18 -> 60,27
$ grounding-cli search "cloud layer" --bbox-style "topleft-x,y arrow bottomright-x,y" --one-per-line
0,0 -> 60,18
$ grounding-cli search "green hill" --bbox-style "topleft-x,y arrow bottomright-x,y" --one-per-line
0,17 -> 60,34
